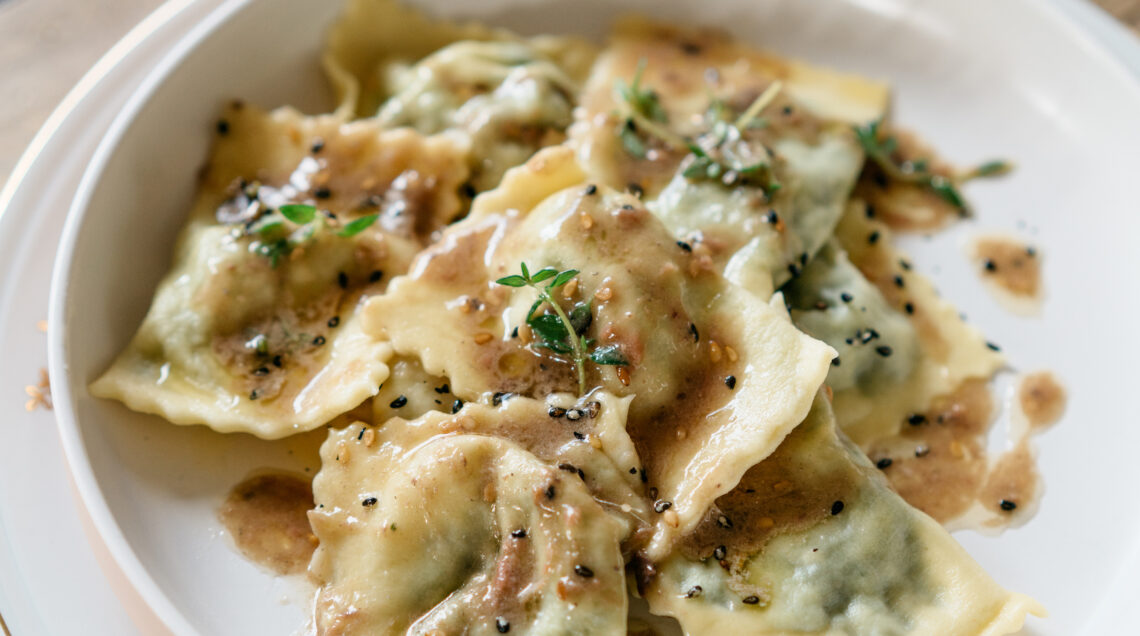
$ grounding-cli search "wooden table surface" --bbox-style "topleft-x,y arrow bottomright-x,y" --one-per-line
0,0 -> 1137,183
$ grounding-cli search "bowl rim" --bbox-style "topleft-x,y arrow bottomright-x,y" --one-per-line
47,0 -> 254,634
43,0 -> 1140,635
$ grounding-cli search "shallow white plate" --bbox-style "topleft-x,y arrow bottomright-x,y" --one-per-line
42,0 -> 1140,634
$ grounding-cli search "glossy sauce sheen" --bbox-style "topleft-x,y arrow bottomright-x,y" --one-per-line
218,473 -> 317,575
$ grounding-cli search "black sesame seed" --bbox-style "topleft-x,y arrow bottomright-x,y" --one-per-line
677,240 -> 693,252
492,391 -> 511,406
496,618 -> 511,633
327,316 -> 340,328
639,468 -> 648,483
272,355 -> 283,368
904,302 -> 915,315
216,119 -> 230,135
548,406 -> 567,418
357,427 -> 366,440
764,210 -> 779,224
511,326 -> 519,339
511,529 -> 527,539
362,497 -> 377,507
574,565 -> 594,578
461,182 -> 477,198
986,341 -> 1001,352
369,270 -> 383,283
868,231 -> 880,245
983,259 -> 997,272
628,183 -> 644,197
434,383 -> 450,394
865,204 -> 876,218
337,271 -> 348,289
584,184 -> 598,195
310,138 -> 325,153
716,514 -> 733,529
876,458 -> 893,469
314,186 -> 332,200
875,345 -> 893,357
907,413 -> 927,426
713,545 -> 727,560
545,485 -> 556,500
559,463 -> 579,475
685,586 -> 703,598
654,500 -> 672,513
782,105 -> 793,115
742,596 -> 761,605
389,395 -> 407,409
1026,246 -> 1037,257
689,323 -> 699,342
630,467 -> 638,474
831,356 -> 841,367
451,399 -> 464,413
999,499 -> 1017,511
799,252 -> 809,267
249,389 -> 259,400
312,335 -> 326,346
252,366 -> 270,376
830,500 -> 844,515
787,263 -> 801,277
915,445 -> 930,457
573,431 -> 585,440
840,292 -> 854,303
725,375 -> 737,390
893,275 -> 905,288
899,259 -> 912,271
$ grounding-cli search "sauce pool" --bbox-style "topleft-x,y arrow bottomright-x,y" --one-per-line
218,473 -> 317,576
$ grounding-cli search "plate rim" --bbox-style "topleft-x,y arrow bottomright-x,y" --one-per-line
39,1 -> 1140,635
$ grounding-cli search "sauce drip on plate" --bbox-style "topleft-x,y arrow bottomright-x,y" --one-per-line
219,473 -> 316,575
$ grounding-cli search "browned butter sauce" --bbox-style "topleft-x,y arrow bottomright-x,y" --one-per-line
974,236 -> 1041,299
868,373 -> 1066,527
219,473 -> 316,575
1019,371 -> 1066,430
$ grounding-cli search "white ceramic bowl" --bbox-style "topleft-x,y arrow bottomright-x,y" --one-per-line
49,0 -> 1140,634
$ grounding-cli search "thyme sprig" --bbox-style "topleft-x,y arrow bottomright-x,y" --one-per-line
496,263 -> 628,395
245,203 -> 379,267
614,63 -> 782,192
854,120 -> 1012,212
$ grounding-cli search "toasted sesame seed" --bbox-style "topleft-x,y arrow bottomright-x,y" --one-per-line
473,332 -> 494,345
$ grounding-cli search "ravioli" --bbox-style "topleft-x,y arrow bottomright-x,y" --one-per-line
643,392 -> 1043,635
378,38 -> 596,191
361,146 -> 835,555
570,19 -> 887,297
90,102 -> 468,437
309,393 -> 641,635
824,201 -> 1003,444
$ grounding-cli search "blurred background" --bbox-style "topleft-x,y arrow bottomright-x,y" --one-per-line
0,0 -> 1137,186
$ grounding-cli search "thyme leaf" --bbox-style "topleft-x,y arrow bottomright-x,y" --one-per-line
496,262 -> 627,395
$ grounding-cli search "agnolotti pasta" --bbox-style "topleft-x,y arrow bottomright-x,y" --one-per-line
92,1 -> 1050,633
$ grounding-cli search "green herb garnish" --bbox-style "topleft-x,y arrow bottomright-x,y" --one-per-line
337,213 -> 379,237
854,120 -> 1012,212
613,64 -> 782,193
496,262 -> 628,395
279,203 -> 317,224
